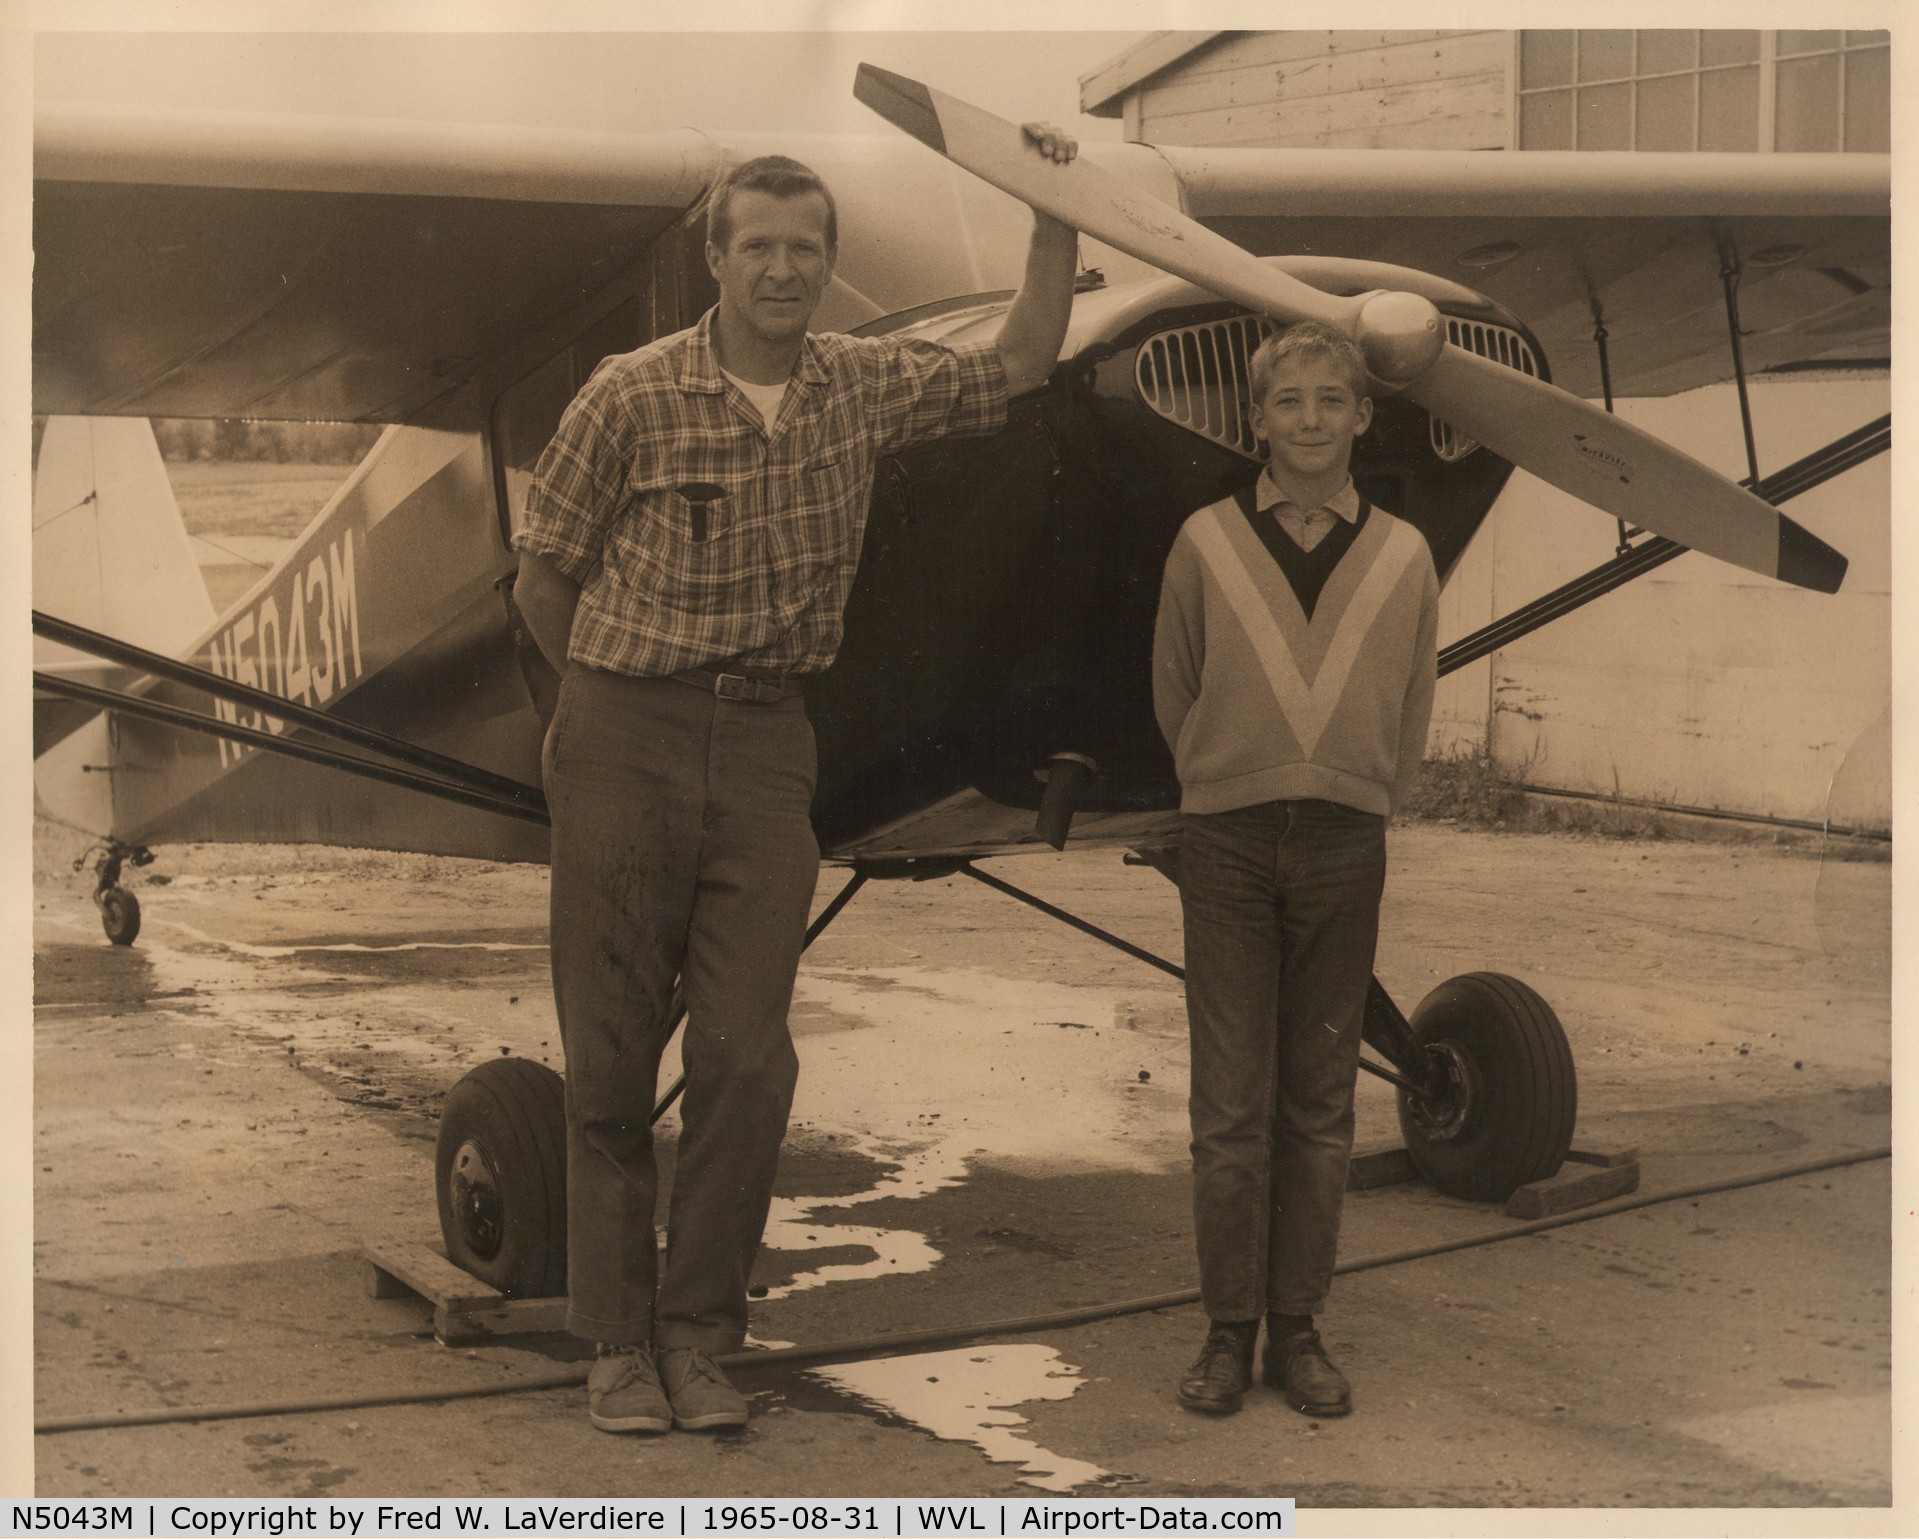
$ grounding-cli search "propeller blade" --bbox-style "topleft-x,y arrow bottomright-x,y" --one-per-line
853,62 -> 1359,334
1406,347 -> 1847,592
855,63 -> 1849,594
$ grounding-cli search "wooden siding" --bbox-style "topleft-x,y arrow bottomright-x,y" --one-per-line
1079,30 -> 1227,116
1130,30 -> 1513,150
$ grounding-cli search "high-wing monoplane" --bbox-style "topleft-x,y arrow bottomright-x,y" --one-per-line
30,67 -> 1889,1294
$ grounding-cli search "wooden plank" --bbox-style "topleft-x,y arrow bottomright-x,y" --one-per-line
1140,32 -> 1507,119
1565,1145 -> 1641,1168
1503,1159 -> 1641,1220
1346,1145 -> 1418,1190
1079,31 -> 1226,116
1146,70 -> 1508,141
1316,109 -> 1512,152
1178,31 -> 1482,76
363,1238 -> 573,1343
437,1294 -> 571,1345
362,1240 -> 508,1314
1157,112 -> 1508,152
1144,72 -> 1510,150
363,1260 -> 413,1300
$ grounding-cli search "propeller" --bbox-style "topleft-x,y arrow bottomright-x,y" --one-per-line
854,63 -> 1847,594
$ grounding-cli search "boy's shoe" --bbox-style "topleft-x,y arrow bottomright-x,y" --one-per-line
658,1347 -> 750,1430
587,1346 -> 672,1434
1262,1328 -> 1352,1416
1175,1320 -> 1258,1415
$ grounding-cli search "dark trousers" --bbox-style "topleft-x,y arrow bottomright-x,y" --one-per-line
1179,799 -> 1387,1321
542,664 -> 819,1352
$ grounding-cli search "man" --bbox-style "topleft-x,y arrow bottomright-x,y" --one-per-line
1152,321 -> 1438,1418
514,134 -> 1079,1435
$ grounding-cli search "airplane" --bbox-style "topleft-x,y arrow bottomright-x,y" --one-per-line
30,65 -> 1890,1299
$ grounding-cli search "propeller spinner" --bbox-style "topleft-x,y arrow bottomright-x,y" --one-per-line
853,63 -> 1848,594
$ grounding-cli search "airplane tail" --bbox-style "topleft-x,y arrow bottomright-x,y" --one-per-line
33,416 -> 216,831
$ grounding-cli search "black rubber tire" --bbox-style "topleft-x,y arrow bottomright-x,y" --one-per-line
435,1057 -> 568,1298
100,886 -> 141,947
1394,972 -> 1576,1202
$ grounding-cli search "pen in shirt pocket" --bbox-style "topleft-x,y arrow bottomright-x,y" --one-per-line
676,482 -> 726,543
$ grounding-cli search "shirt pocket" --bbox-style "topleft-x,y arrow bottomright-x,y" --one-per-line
609,467 -> 757,611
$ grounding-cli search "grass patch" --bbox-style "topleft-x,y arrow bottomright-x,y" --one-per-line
1403,752 -> 1671,839
1400,752 -> 1529,828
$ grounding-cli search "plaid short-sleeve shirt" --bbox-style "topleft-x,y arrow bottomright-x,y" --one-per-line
516,309 -> 1009,677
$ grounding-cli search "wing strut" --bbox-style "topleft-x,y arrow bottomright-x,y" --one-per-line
1720,251 -> 1764,490
1438,413 -> 1889,680
33,609 -> 547,816
954,861 -> 1442,1098
34,671 -> 550,828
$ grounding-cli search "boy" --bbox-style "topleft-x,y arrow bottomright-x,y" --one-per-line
1151,320 -> 1438,1417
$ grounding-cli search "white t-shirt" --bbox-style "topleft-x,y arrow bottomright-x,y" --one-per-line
719,366 -> 790,432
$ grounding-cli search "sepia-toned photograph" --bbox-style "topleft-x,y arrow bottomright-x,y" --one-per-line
19,5 -> 1898,1527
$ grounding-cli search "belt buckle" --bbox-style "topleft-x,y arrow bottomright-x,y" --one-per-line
714,672 -> 778,703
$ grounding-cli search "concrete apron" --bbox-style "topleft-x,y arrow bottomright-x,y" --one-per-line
29,826 -> 1892,1508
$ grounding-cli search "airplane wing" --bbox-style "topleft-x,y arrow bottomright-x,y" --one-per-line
32,91 -> 1889,875
39,100 -> 1889,423
35,104 -> 723,424
1150,145 -> 1890,400
32,102 -> 1169,425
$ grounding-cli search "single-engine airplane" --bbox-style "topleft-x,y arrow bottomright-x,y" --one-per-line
31,64 -> 1889,1296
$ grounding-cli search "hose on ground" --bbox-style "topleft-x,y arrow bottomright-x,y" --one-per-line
34,1144 -> 1888,1435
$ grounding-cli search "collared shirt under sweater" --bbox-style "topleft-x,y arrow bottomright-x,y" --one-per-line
1153,486 -> 1439,818
1257,468 -> 1362,552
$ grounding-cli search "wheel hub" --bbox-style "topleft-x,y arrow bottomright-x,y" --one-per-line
1403,1040 -> 1479,1142
446,1139 -> 505,1259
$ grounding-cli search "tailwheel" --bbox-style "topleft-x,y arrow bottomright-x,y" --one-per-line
436,1057 -> 568,1298
1394,972 -> 1576,1202
99,886 -> 142,947
79,840 -> 153,947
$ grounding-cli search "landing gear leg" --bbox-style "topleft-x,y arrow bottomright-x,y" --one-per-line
77,840 -> 154,947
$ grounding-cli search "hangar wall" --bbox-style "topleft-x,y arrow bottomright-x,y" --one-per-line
1430,376 -> 1890,832
1082,31 -> 1892,834
1104,30 -> 1511,150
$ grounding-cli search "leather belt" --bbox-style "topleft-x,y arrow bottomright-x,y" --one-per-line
668,666 -> 803,704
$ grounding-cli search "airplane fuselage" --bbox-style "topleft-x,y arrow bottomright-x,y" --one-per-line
87,239 -> 1542,864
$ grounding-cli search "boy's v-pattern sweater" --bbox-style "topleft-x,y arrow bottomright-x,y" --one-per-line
1153,493 -> 1439,818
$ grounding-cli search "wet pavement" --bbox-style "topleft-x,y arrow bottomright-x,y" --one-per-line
27,824 -> 1896,1517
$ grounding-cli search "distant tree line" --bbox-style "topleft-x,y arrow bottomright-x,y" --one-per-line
150,418 -> 385,464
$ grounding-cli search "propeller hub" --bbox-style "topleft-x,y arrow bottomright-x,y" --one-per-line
1355,290 -> 1445,393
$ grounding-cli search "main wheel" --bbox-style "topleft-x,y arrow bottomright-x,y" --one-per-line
1394,972 -> 1576,1202
100,886 -> 141,947
436,1057 -> 568,1298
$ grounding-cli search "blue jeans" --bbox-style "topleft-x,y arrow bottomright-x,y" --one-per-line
543,665 -> 819,1353
1179,799 -> 1387,1320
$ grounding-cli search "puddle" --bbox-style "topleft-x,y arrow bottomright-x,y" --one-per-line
754,966 -> 1186,1300
33,940 -> 160,1009
91,924 -> 557,1112
801,1345 -> 1115,1492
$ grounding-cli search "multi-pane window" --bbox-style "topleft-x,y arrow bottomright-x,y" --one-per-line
1775,31 -> 1891,151
1516,30 -> 1889,152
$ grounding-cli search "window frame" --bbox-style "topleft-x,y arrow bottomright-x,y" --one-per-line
1510,28 -> 1888,153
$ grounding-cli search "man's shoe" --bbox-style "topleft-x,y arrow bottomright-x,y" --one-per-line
1263,1328 -> 1352,1416
1176,1320 -> 1258,1415
658,1347 -> 750,1430
587,1346 -> 672,1434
